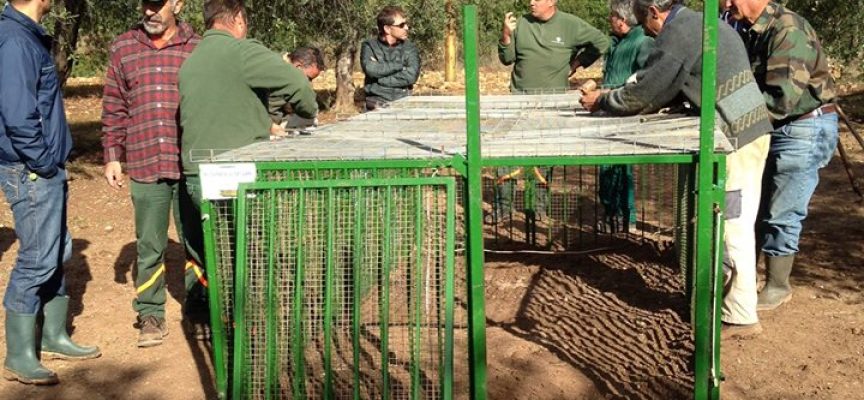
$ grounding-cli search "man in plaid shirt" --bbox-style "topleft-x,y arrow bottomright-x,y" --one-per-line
101,0 -> 202,348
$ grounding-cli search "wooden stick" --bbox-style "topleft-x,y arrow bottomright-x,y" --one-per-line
835,136 -> 864,201
836,104 -> 864,151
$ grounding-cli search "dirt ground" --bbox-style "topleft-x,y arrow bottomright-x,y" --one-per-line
0,74 -> 863,400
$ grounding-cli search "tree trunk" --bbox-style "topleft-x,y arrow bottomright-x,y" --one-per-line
51,0 -> 87,88
445,0 -> 457,82
333,37 -> 359,113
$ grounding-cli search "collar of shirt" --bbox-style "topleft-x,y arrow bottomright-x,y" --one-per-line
133,21 -> 197,49
663,4 -> 685,27
1,4 -> 50,43
749,1 -> 779,35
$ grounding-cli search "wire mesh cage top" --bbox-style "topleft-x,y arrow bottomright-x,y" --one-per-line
198,94 -> 734,164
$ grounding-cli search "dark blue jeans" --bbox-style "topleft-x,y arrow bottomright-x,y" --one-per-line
0,164 -> 70,314
760,113 -> 839,257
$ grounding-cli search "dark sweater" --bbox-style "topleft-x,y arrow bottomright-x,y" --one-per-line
599,8 -> 771,148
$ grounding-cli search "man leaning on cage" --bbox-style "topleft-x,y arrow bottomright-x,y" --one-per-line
101,0 -> 204,347
721,0 -> 839,318
0,0 -> 101,385
596,0 -> 655,234
360,6 -> 421,112
580,0 -> 774,340
268,46 -> 325,137
177,0 -> 318,343
488,0 -> 610,226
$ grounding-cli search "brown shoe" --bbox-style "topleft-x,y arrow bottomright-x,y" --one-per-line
137,316 -> 168,348
721,322 -> 762,341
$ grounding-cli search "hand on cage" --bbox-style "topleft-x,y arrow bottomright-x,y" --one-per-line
282,115 -> 318,136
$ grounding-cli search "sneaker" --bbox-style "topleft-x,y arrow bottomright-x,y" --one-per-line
184,316 -> 212,341
721,322 -> 762,341
137,316 -> 168,348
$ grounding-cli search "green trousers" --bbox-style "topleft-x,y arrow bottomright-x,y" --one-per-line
598,165 -> 636,228
130,179 -> 205,318
177,176 -> 209,318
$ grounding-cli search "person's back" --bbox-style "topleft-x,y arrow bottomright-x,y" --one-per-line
179,31 -> 316,175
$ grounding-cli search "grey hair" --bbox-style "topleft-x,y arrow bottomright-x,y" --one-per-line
633,0 -> 680,20
609,0 -> 638,26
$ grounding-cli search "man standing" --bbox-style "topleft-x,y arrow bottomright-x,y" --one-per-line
360,6 -> 421,111
597,0 -> 655,233
581,0 -> 773,339
722,0 -> 838,311
101,0 -> 200,347
177,0 -> 318,331
0,0 -> 101,385
499,0 -> 609,93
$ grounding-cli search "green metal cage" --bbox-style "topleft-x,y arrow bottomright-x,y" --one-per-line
200,2 -> 727,399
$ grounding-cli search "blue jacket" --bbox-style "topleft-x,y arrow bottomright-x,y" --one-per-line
0,5 -> 72,177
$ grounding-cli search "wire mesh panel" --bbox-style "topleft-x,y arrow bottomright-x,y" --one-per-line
232,178 -> 457,400
481,164 -> 695,254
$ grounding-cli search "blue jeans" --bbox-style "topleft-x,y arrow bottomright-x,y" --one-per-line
0,164 -> 70,314
760,113 -> 839,257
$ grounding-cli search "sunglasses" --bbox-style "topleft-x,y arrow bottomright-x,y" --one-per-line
390,22 -> 409,29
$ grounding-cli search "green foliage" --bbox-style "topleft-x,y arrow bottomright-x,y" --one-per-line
783,0 -> 864,64
61,0 -> 864,79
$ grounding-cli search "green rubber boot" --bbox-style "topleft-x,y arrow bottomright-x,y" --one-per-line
40,296 -> 102,360
757,255 -> 795,311
3,312 -> 58,385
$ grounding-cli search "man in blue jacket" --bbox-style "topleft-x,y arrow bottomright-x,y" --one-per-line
0,0 -> 100,385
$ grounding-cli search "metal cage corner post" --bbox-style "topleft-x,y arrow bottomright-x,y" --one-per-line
694,0 -> 725,399
462,5 -> 489,400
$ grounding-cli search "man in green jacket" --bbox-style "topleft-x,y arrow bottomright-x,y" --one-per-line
360,6 -> 421,111
598,0 -> 655,233
499,0 -> 609,93
177,0 -> 318,337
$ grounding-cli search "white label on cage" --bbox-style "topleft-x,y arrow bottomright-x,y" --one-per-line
199,163 -> 257,199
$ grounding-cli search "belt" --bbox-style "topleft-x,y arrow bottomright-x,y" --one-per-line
795,104 -> 836,122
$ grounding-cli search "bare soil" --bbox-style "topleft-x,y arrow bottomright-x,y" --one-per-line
0,75 -> 863,400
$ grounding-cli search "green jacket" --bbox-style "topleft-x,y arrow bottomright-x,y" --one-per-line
498,11 -> 609,92
744,1 -> 835,124
602,25 -> 654,89
178,30 -> 317,175
360,37 -> 421,103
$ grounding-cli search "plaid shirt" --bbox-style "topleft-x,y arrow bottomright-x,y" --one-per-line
101,22 -> 200,182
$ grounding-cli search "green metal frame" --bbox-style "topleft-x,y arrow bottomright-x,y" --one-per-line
231,177 -> 457,400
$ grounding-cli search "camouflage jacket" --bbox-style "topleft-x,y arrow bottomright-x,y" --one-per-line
744,1 -> 835,123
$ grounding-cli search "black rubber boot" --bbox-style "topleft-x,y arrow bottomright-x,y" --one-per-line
40,296 -> 102,360
757,255 -> 795,311
3,312 -> 58,385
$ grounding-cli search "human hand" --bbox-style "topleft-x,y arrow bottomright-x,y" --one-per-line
579,89 -> 608,113
501,12 -> 517,43
104,161 -> 124,189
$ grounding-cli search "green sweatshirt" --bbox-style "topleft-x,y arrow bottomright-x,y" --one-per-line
178,30 -> 317,175
602,25 -> 654,89
498,11 -> 609,92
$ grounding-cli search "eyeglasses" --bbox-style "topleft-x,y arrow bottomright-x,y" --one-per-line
390,22 -> 409,29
